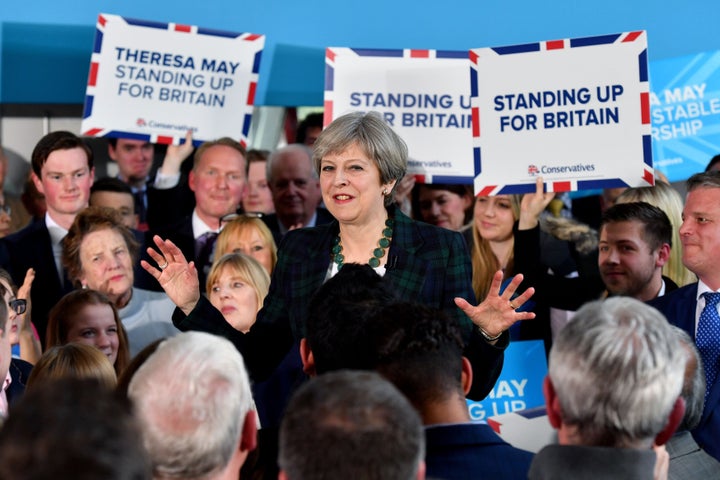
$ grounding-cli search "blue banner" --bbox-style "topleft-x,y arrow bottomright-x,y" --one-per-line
651,51 -> 720,181
466,339 -> 547,421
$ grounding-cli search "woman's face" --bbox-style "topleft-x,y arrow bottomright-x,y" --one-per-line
78,228 -> 134,303
242,161 -> 275,215
319,143 -> 396,226
474,195 -> 515,242
418,187 -> 471,231
65,303 -> 119,365
209,267 -> 259,333
0,279 -> 18,345
221,227 -> 273,274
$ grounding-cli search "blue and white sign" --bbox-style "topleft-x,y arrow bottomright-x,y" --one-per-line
467,340 -> 547,421
81,14 -> 264,146
650,51 -> 720,182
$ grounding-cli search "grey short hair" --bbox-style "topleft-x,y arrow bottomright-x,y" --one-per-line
128,332 -> 253,479
672,326 -> 705,431
312,111 -> 407,205
549,297 -> 685,447
279,370 -> 424,480
687,170 -> 720,192
266,144 -> 316,184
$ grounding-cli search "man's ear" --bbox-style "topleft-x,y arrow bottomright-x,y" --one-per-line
31,172 -> 45,196
460,356 -> 473,396
299,338 -> 316,377
543,376 -> 562,429
239,410 -> 258,453
656,243 -> 671,268
654,397 -> 685,446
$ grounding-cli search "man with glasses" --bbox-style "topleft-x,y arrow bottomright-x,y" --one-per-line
0,283 -> 31,419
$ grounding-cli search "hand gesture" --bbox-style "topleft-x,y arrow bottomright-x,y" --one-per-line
141,235 -> 200,315
159,130 -> 194,176
17,268 -> 35,333
454,271 -> 535,341
519,176 -> 555,230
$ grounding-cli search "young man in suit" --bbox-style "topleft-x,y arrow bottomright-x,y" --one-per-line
651,170 -> 720,462
0,131 -> 94,345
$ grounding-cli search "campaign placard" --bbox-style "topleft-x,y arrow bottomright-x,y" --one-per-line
650,51 -> 720,181
81,14 -> 264,146
471,31 -> 653,195
466,340 -> 547,421
325,48 -> 473,184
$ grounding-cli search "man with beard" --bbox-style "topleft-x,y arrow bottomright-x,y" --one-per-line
599,201 -> 676,301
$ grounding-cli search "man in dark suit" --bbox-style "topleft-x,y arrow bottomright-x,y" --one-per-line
0,131 -> 94,345
139,137 -> 246,290
599,201 -> 678,300
650,170 -> 720,462
107,138 -> 154,229
262,144 -> 333,244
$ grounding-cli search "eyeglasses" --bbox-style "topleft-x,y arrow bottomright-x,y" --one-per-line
220,212 -> 265,223
9,299 -> 26,315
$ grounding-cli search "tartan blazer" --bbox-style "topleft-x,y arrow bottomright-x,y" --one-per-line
650,283 -> 720,462
174,207 -> 505,399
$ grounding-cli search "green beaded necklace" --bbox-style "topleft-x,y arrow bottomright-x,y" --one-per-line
332,218 -> 394,270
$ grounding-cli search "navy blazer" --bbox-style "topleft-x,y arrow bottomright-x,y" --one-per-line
425,423 -> 533,480
175,207 -> 506,400
649,283 -> 720,461
0,221 -> 73,345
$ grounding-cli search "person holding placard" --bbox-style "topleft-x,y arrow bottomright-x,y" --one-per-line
144,111 -> 536,401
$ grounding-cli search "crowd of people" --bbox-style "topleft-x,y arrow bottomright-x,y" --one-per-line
0,111 -> 717,479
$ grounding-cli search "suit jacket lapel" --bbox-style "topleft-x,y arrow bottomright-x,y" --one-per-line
385,210 -> 429,299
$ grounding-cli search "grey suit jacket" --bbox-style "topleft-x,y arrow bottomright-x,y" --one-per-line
667,431 -> 720,480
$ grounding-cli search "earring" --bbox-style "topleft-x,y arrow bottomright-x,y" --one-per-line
382,189 -> 388,196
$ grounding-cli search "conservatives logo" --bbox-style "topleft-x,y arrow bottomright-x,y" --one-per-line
527,163 -> 596,176
527,165 -> 539,176
136,118 -> 147,127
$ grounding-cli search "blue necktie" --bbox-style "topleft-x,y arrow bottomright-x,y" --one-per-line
698,292 -> 720,401
195,231 -> 218,287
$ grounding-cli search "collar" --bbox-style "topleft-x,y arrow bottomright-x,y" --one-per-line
278,211 -> 318,235
191,210 -> 221,239
696,280 -> 717,302
45,213 -> 68,246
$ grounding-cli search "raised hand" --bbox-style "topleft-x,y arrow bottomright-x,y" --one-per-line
455,271 -> 535,341
141,235 -> 200,315
519,176 -> 555,230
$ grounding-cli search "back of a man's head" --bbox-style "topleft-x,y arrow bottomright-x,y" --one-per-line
128,331 -> 255,479
0,377 -> 151,480
548,297 -> 685,448
278,370 -> 425,480
369,302 -> 466,417
305,264 -> 397,374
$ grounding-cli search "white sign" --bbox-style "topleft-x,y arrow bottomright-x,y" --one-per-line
325,48 -> 474,184
81,14 -> 264,146
470,31 -> 653,195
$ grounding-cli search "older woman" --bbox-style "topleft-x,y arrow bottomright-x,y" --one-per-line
62,207 -> 178,356
214,215 -> 277,275
46,289 -> 130,376
145,111 -> 535,399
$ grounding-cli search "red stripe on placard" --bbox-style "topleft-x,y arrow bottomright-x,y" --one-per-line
98,15 -> 107,27
553,181 -> 572,192
546,40 -> 564,50
487,418 -> 502,434
479,185 -> 497,196
410,50 -> 429,58
88,62 -> 99,86
84,128 -> 103,136
469,51 -> 479,64
414,174 -> 426,183
622,31 -> 643,42
247,82 -> 257,104
240,139 -> 247,149
643,169 -> 654,184
323,101 -> 333,126
472,107 -> 480,138
156,136 -> 173,144
174,24 -> 192,33
326,48 -> 336,63
244,33 -> 262,41
640,92 -> 650,124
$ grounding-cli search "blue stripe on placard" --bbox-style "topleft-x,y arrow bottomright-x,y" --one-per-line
82,95 -> 93,119
196,27 -> 242,38
123,17 -> 167,30
639,49 -> 649,82
351,48 -> 404,57
570,33 -> 621,47
492,43 -> 540,55
437,50 -> 467,59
